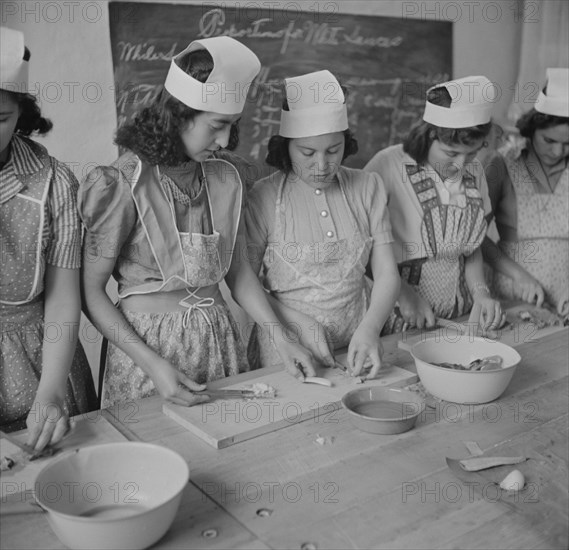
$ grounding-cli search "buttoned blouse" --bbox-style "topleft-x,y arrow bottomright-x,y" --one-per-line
245,166 -> 393,273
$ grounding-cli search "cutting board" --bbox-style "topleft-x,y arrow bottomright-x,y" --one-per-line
163,353 -> 417,449
0,414 -> 128,501
397,304 -> 568,352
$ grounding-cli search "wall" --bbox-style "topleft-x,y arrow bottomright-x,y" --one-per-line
2,0 -> 524,380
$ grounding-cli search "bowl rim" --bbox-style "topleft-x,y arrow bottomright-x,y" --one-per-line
410,337 -> 521,374
34,442 -> 189,522
341,387 -> 425,422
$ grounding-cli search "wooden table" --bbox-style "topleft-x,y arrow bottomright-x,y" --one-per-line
2,323 -> 568,549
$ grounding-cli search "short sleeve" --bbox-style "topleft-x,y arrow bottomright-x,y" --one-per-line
45,160 -> 82,269
363,171 -> 393,247
483,151 -> 517,231
78,165 -> 137,260
244,178 -> 278,274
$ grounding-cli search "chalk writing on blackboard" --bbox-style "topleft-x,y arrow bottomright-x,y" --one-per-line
109,2 -> 452,176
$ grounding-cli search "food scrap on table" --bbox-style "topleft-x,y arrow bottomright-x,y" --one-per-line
314,434 -> 335,446
518,308 -> 568,329
0,456 -> 15,472
246,383 -> 277,399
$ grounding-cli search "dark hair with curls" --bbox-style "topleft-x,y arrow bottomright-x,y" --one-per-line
403,86 -> 492,164
115,49 -> 239,166
4,48 -> 53,137
10,92 -> 53,136
265,81 -> 358,173
516,109 -> 569,139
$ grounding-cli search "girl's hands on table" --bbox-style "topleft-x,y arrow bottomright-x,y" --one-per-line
26,390 -> 69,451
398,282 -> 436,330
347,323 -> 383,380
513,271 -> 545,307
148,358 -> 209,406
272,336 -> 319,380
468,293 -> 507,337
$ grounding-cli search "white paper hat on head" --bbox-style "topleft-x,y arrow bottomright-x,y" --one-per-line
164,36 -> 261,115
535,68 -> 569,117
0,27 -> 29,93
422,75 -> 494,129
279,70 -> 348,138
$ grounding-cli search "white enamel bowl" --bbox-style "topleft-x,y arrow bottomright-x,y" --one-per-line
410,336 -> 521,404
34,442 -> 189,550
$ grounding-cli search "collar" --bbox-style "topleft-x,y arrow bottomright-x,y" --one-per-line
7,135 -> 47,175
0,135 -> 48,205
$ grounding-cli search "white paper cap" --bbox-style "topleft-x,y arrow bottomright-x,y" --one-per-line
535,68 -> 569,117
279,70 -> 348,138
423,75 -> 494,128
164,36 -> 261,115
0,27 -> 28,93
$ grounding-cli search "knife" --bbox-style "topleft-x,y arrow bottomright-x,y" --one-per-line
201,388 -> 259,399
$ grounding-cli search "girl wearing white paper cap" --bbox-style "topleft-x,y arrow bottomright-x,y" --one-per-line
483,68 -> 569,317
365,76 -> 506,334
246,70 -> 400,379
80,37 -> 318,408
0,28 -> 96,444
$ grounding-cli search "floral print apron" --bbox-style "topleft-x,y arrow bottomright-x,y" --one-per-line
493,151 -> 569,309
102,163 -> 248,408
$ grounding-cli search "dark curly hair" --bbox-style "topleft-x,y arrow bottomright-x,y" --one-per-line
11,92 -> 53,136
115,49 -> 239,166
265,81 -> 358,173
516,109 -> 569,139
403,86 -> 492,164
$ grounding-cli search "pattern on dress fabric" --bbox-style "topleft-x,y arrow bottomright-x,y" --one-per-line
1,136 -> 96,428
381,164 -> 487,335
493,150 -> 569,307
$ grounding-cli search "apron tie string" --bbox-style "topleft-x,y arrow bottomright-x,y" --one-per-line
179,288 -> 215,329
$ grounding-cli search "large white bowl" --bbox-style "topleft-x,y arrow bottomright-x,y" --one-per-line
410,337 -> 521,404
34,442 -> 189,550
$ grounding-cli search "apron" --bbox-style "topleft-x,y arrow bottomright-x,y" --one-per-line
249,173 -> 372,368
493,152 -> 569,308
382,164 -> 487,335
1,139 -> 96,428
102,160 -> 248,407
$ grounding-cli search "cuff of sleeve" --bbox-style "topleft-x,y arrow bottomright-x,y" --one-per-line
46,241 -> 81,269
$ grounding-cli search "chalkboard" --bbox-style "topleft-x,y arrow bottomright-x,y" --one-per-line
109,2 -> 452,179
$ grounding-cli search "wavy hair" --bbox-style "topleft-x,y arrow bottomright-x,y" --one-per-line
403,86 -> 493,164
265,80 -> 358,173
516,109 -> 569,139
11,91 -> 53,136
115,49 -> 239,166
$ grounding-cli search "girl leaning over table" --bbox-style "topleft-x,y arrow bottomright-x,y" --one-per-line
79,37 -> 318,410
364,76 -> 506,335
245,70 -> 400,380
482,68 -> 569,317
0,28 -> 97,446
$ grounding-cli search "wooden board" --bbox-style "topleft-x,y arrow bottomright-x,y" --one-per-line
397,304 -> 568,352
163,353 -> 417,449
0,414 -> 127,501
